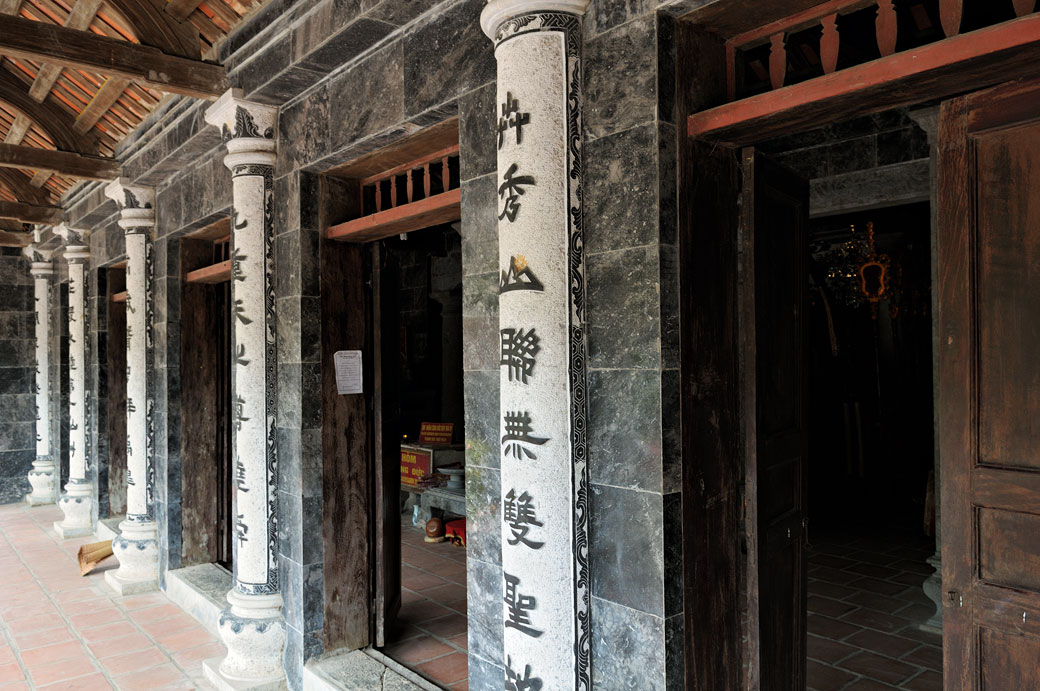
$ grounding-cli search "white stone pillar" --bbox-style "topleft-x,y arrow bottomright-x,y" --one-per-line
203,90 -> 284,690
25,244 -> 57,506
102,181 -> 159,594
52,228 -> 95,538
481,3 -> 591,688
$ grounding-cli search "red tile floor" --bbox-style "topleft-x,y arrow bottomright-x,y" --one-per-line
381,515 -> 468,690
0,503 -> 224,690
807,532 -> 943,691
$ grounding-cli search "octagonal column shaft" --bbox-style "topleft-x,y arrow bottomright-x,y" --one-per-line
26,257 -> 57,506
481,2 -> 592,689
103,182 -> 159,594
54,244 -> 94,537
203,90 -> 285,691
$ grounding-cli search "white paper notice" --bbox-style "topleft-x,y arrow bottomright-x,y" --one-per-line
333,350 -> 363,394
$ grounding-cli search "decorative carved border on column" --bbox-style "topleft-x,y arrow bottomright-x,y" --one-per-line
484,3 -> 591,689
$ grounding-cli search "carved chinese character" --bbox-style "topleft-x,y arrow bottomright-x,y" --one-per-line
500,328 -> 540,384
498,92 -> 530,150
504,489 -> 544,549
500,255 -> 544,294
504,572 -> 543,638
505,656 -> 543,691
502,411 -> 549,460
499,163 -> 536,223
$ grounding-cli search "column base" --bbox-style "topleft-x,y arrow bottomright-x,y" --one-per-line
920,551 -> 943,634
203,659 -> 286,691
208,590 -> 286,688
104,518 -> 158,595
53,483 -> 93,539
25,457 -> 57,506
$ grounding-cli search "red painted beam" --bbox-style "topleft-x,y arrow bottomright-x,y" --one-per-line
688,13 -> 1040,145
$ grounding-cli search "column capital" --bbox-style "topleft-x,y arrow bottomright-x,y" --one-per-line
480,0 -> 589,39
29,260 -> 55,277
104,178 -> 155,233
204,89 -> 278,168
52,222 -> 92,247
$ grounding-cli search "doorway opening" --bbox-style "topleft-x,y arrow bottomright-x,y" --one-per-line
105,265 -> 127,518
179,221 -> 234,571
800,203 -> 941,690
375,224 -> 468,688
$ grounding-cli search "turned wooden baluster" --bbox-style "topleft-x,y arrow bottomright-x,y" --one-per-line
876,0 -> 897,57
1013,0 -> 1035,17
406,168 -> 414,204
820,14 -> 839,74
940,0 -> 962,37
769,32 -> 787,90
423,161 -> 431,199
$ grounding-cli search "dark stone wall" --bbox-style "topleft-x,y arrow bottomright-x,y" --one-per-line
0,248 -> 34,504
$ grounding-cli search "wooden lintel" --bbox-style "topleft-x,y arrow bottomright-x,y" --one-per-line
0,14 -> 227,99
0,229 -> 31,247
111,290 -> 127,303
326,189 -> 462,243
688,13 -> 1040,145
185,259 -> 231,284
0,200 -> 62,224
0,143 -> 119,180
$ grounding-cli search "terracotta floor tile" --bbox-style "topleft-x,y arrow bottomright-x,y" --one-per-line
20,640 -> 88,668
420,613 -> 467,638
397,599 -> 454,625
838,651 -> 916,685
3,602 -> 60,621
417,651 -> 468,685
845,629 -> 920,659
127,604 -> 182,623
808,596 -> 859,619
847,577 -> 907,597
79,621 -> 139,643
846,591 -> 906,615
171,641 -> 226,671
68,609 -> 126,630
14,626 -> 77,650
382,635 -> 455,664
808,581 -> 858,601
901,644 -> 942,671
447,633 -> 467,652
6,612 -> 65,635
806,659 -> 854,691
62,600 -> 121,617
113,663 -> 187,690
113,594 -> 167,612
903,669 -> 943,691
153,627 -> 219,653
0,663 -> 25,684
449,681 -> 468,690
88,633 -> 155,659
840,608 -> 910,634
101,647 -> 170,676
807,634 -> 855,664
807,614 -> 861,641
28,654 -> 97,686
37,672 -> 115,690
135,615 -> 196,637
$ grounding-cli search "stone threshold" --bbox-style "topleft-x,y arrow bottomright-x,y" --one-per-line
165,562 -> 234,636
303,648 -> 442,691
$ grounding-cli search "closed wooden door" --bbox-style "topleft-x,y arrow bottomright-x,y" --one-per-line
939,78 -> 1040,689
740,149 -> 809,691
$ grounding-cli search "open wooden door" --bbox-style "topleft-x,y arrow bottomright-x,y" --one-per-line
373,242 -> 402,647
939,78 -> 1040,689
739,148 -> 809,691
680,143 -> 807,690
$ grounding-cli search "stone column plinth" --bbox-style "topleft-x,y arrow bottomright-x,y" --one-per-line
103,181 -> 159,595
54,233 -> 94,538
25,248 -> 57,506
203,90 -> 285,691
481,3 -> 591,689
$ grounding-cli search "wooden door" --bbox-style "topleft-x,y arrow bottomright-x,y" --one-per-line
939,78 -> 1040,689
216,280 -> 233,570
373,242 -> 402,647
740,149 -> 809,691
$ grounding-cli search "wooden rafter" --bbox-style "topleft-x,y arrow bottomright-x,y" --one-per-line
0,14 -> 228,98
3,113 -> 30,144
0,168 -> 49,204
165,0 -> 205,22
74,77 -> 129,134
28,0 -> 104,103
0,142 -> 119,179
0,199 -> 61,224
0,69 -> 99,154
0,0 -> 19,14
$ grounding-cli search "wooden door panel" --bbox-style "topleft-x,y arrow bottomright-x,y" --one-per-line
742,149 -> 809,691
939,77 -> 1040,690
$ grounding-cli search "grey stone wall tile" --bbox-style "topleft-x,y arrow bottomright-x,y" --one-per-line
279,84 -> 330,176
466,557 -> 503,667
303,561 -> 324,634
362,0 -> 441,25
327,41 -> 405,155
588,369 -> 662,493
297,18 -> 394,74
591,595 -> 665,690
465,464 -> 500,565
657,14 -> 675,125
587,245 -> 660,370
466,654 -> 504,691
586,123 -> 660,254
661,368 -> 680,494
585,15 -> 656,140
402,0 -> 494,117
586,0 -> 654,36
662,491 -> 682,617
665,612 -> 684,691
590,484 -> 664,616
459,83 -> 496,183
462,271 -> 497,372
464,370 -> 498,470
659,243 -> 678,371
460,174 -> 497,278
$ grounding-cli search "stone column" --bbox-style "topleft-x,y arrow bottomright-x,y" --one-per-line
481,3 -> 591,689
25,244 -> 57,506
203,90 -> 284,690
910,106 -> 942,633
53,228 -> 94,538
103,180 -> 159,594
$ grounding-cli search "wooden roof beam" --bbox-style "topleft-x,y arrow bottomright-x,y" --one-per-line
165,0 -> 204,22
74,77 -> 129,134
3,114 -> 30,144
0,14 -> 228,99
29,0 -> 105,103
0,142 -> 119,180
0,200 -> 62,224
